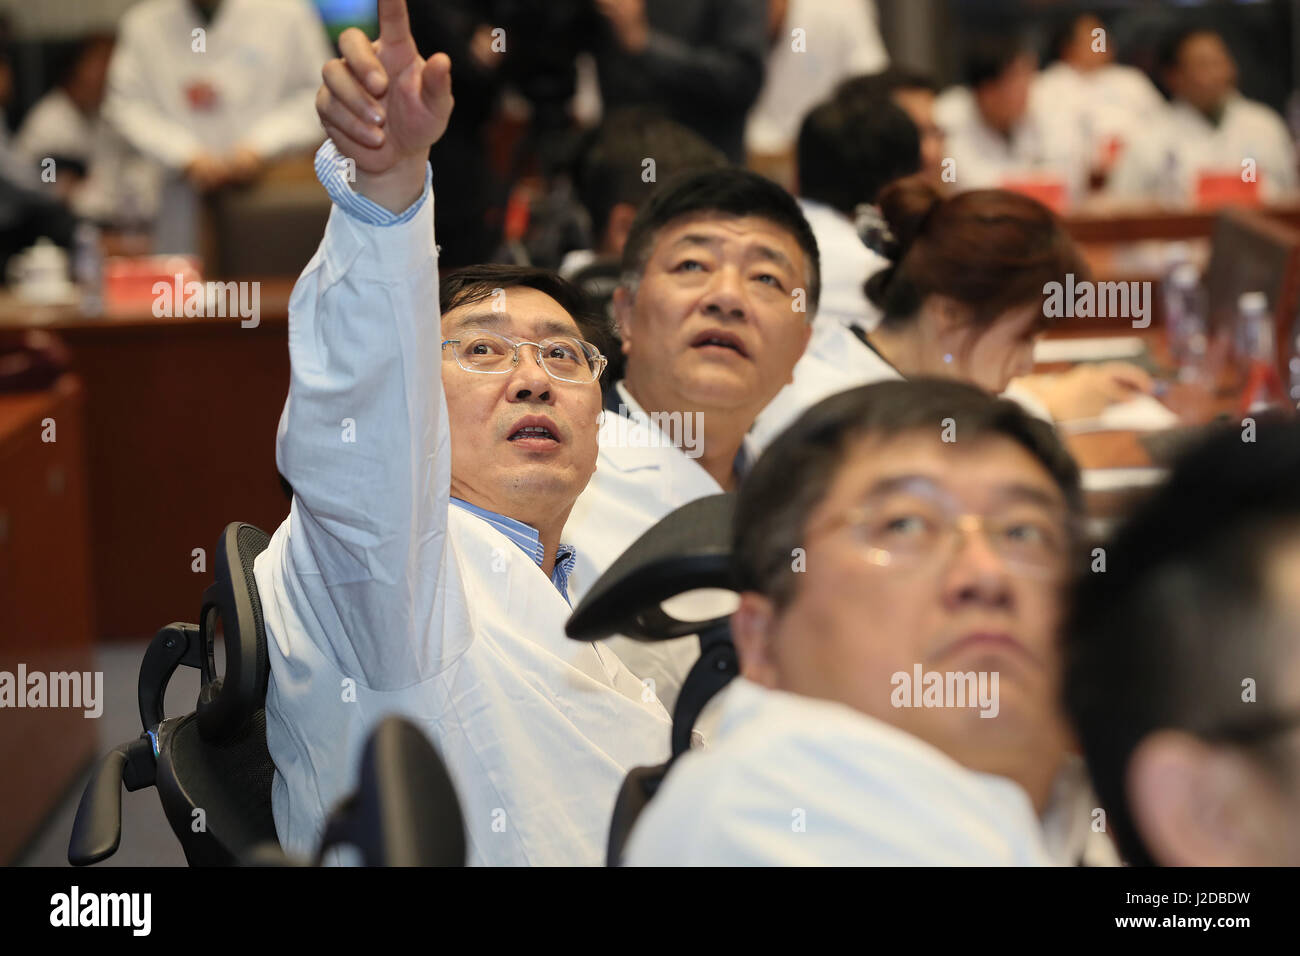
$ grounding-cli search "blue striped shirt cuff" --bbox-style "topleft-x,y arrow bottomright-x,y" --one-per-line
314,139 -> 432,225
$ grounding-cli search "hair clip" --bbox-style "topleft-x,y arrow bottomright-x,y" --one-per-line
855,203 -> 899,260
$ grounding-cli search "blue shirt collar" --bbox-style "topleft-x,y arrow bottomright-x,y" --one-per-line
449,498 -> 577,605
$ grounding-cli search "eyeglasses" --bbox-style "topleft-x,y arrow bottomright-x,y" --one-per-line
818,500 -> 1071,579
441,329 -> 608,384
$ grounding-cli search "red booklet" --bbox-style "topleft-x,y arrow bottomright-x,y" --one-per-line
1196,171 -> 1261,208
999,176 -> 1068,213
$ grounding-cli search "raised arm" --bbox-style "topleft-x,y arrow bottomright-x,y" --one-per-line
268,0 -> 458,690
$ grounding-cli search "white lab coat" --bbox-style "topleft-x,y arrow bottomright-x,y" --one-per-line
255,186 -> 673,866
624,678 -> 1057,865
746,198 -> 898,451
1041,754 -> 1122,867
799,198 -> 889,333
1033,61 -> 1165,172
748,318 -> 901,453
563,382 -> 736,712
103,0 -> 331,251
744,0 -> 889,155
934,86 -> 1090,203
16,88 -> 162,224
1107,93 -> 1299,204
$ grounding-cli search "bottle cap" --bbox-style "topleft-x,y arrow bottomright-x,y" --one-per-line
1239,291 -> 1269,314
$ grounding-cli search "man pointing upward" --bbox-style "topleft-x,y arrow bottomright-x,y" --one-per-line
255,0 -> 672,865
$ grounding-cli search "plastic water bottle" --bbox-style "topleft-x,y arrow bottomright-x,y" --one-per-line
1237,291 -> 1286,414
72,221 -> 103,316
1287,317 -> 1300,410
1163,260 -> 1208,383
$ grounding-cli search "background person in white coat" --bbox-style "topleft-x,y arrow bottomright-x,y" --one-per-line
1034,13 -> 1165,192
627,380 -> 1117,865
835,67 -> 948,194
562,167 -> 820,711
747,90 -> 919,451
257,0 -> 671,865
934,36 -> 1088,204
743,0 -> 888,187
1107,26 -> 1298,206
15,34 -> 160,227
102,0 -> 332,252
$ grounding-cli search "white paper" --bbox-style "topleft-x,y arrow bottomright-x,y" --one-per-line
1059,395 -> 1182,434
1033,336 -> 1147,364
1080,467 -> 1168,492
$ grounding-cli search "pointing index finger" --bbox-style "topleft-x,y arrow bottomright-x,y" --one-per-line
377,0 -> 412,44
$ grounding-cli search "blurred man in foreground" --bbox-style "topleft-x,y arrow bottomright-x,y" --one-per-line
627,381 -> 1117,865
1066,420 -> 1300,865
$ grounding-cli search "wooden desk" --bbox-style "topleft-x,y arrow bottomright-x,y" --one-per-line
1064,201 -> 1300,244
0,282 -> 295,640
1036,328 -> 1244,521
0,375 -> 97,862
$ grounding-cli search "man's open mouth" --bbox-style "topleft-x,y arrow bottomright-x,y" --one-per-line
507,418 -> 560,442
690,330 -> 749,357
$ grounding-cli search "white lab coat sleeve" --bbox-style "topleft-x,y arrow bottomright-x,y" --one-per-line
13,96 -> 65,163
846,0 -> 889,75
1263,112 -> 1299,194
239,0 -> 332,159
101,8 -> 205,171
271,169 -> 454,691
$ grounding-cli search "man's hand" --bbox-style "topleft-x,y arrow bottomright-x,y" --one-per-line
225,146 -> 264,185
185,152 -> 230,191
316,0 -> 454,212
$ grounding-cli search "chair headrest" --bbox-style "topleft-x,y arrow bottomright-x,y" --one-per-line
566,493 -> 736,643
317,717 -> 466,866
197,522 -> 271,742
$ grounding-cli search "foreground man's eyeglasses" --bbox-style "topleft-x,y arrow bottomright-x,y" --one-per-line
821,505 -> 1071,579
441,329 -> 608,384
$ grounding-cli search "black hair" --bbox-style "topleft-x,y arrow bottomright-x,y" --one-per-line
575,107 -> 727,241
863,182 -> 1087,335
1047,13 -> 1103,64
964,35 -> 1031,89
619,166 -> 822,313
833,66 -> 939,106
54,32 -> 115,89
1157,24 -> 1221,74
439,263 -> 615,366
1064,418 -> 1300,866
734,379 -> 1082,610
796,94 -> 920,214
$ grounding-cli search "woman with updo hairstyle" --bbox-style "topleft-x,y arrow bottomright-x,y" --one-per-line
859,180 -> 1153,417
749,181 -> 1155,450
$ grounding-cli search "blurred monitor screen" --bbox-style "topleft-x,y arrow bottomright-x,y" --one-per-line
314,0 -> 377,39
1205,211 -> 1300,337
